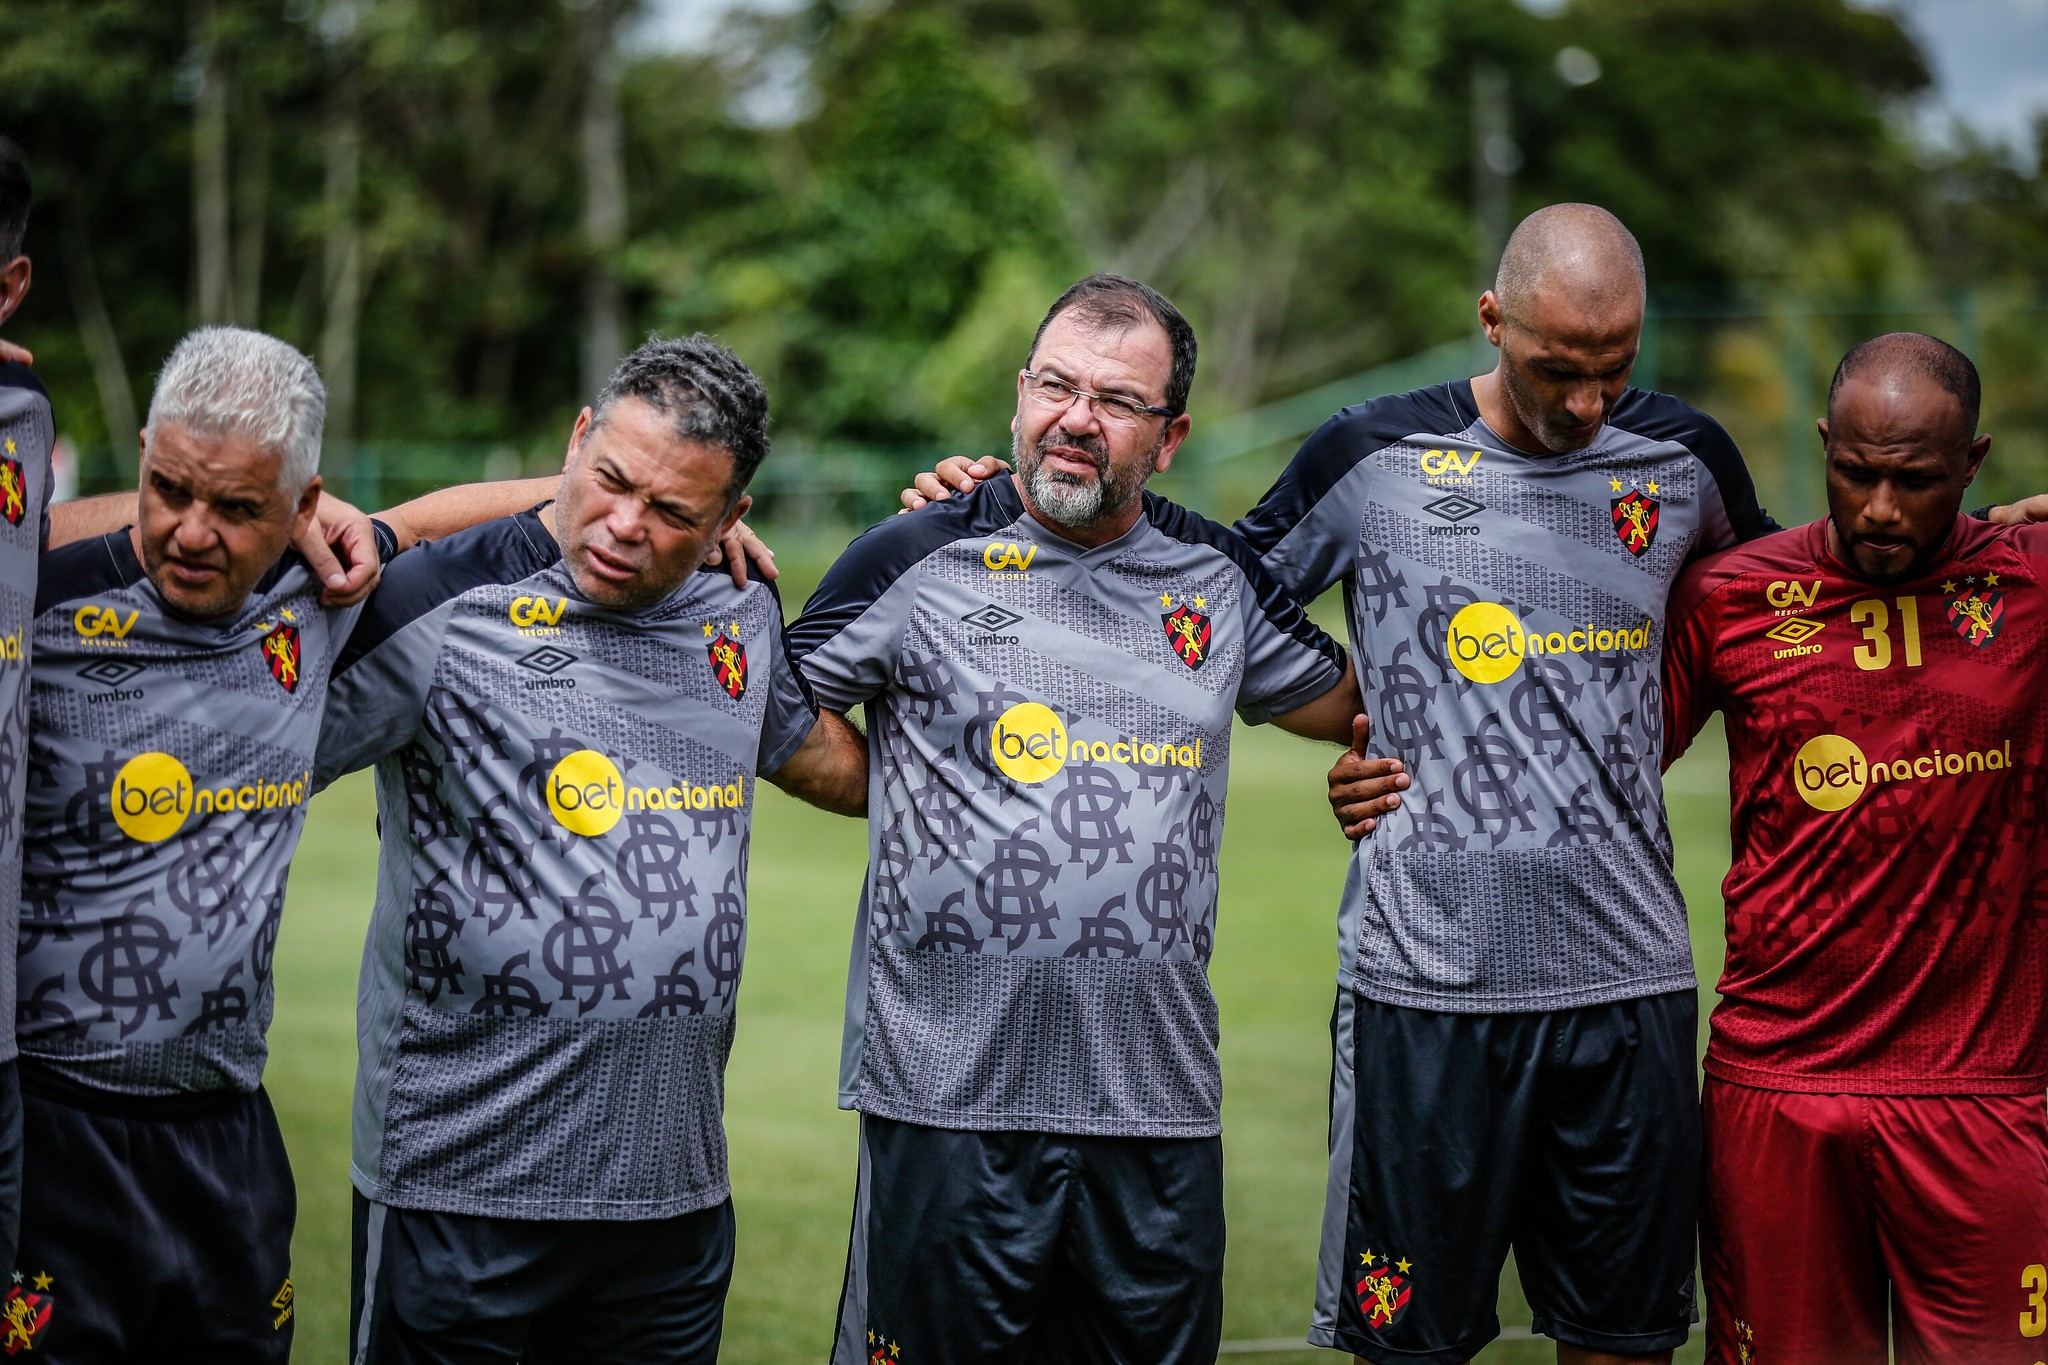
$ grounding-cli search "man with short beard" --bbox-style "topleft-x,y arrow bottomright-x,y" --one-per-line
790,274 -> 1372,1364
1661,334 -> 2048,1365
317,333 -> 865,1364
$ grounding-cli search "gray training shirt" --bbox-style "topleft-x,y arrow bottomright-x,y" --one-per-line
1234,379 -> 1772,1013
316,507 -> 817,1221
788,478 -> 1346,1139
1,360 -> 54,1067
20,527 -> 390,1094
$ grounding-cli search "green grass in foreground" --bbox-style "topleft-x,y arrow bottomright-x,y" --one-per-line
268,716 -> 1731,1363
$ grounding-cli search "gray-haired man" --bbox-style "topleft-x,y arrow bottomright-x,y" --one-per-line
15,325 -> 553,1361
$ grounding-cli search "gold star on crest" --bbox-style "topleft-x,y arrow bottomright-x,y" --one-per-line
31,1271 -> 51,1291
868,1330 -> 876,1345
1986,571 -> 2001,586
702,622 -> 717,637
729,620 -> 741,636
1160,592 -> 1174,608
890,1343 -> 901,1358
1609,477 -> 1623,492
1645,480 -> 1660,495
1395,1257 -> 1412,1273
1360,1249 -> 1377,1266
1193,595 -> 1206,610
4,439 -> 13,455
1943,579 -> 1958,594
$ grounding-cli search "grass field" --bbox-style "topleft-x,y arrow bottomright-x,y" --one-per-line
265,554 -> 1734,1364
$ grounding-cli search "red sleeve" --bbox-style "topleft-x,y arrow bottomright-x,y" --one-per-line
1660,558 -> 1731,771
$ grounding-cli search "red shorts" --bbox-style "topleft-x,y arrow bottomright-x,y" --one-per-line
1702,1077 -> 2048,1365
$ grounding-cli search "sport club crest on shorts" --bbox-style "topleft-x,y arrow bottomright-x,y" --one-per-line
261,620 -> 302,692
1161,593 -> 1211,670
0,445 -> 24,527
1610,485 -> 1660,557
1355,1249 -> 1413,1330
705,621 -> 748,699
1944,575 -> 2004,646
2,1271 -> 56,1355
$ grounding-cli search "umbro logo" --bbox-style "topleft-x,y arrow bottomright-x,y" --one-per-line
962,603 -> 1022,645
517,645 -> 579,690
1424,494 -> 1484,537
78,660 -> 146,686
78,658 -> 147,704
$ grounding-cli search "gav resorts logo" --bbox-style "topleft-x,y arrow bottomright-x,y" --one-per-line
987,702 -> 1204,785
1443,601 -> 1654,685
545,748 -> 744,837
508,594 -> 568,636
110,752 -> 311,843
1792,732 -> 2015,812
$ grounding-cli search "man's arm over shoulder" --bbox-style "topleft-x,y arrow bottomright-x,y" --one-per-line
1233,388 -> 1459,602
789,482 -> 1019,710
315,518 -> 537,787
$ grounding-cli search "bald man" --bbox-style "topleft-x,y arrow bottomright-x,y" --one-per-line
906,208 -> 2043,1364
1662,334 -> 2048,1365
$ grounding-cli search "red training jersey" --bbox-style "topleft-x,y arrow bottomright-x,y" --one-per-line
1663,514 -> 2048,1095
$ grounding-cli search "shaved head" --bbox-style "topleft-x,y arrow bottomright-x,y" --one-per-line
1828,331 -> 1980,435
1492,203 -> 1645,328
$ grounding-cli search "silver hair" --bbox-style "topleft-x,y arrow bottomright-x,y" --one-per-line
145,326 -> 325,494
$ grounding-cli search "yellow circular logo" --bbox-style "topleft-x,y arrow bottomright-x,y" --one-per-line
546,748 -> 625,836
111,752 -> 195,843
1793,734 -> 1869,812
989,702 -> 1068,784
1445,602 -> 1527,684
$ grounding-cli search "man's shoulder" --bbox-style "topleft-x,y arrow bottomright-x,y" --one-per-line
1609,387 -> 1741,461
1672,520 -> 1820,618
1309,383 -> 1472,458
341,508 -> 558,668
0,360 -> 49,403
813,479 -> 1027,597
36,532 -> 144,616
1142,494 -> 1268,579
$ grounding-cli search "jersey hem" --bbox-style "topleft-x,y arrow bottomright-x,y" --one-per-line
1703,1057 -> 2048,1096
1341,968 -> 1698,1014
853,1094 -> 1221,1139
350,1173 -> 733,1222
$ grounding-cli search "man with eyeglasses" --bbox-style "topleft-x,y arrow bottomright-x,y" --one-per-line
789,273 -> 1385,1364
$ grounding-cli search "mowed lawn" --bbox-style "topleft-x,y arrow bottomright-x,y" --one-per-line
267,555 -> 1733,1362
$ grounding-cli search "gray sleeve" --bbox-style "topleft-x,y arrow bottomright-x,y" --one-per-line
757,617 -> 821,774
314,602 -> 451,789
787,550 -> 923,714
1230,557 -> 1347,726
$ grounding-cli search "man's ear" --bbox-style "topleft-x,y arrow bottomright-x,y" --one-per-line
291,474 -> 324,538
1816,417 -> 1830,451
1477,291 -> 1506,347
1153,413 -> 1194,475
0,255 -> 31,330
1964,433 -> 1992,484
565,407 -> 595,471
718,492 -> 753,537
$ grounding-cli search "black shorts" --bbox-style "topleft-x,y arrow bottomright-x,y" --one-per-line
1310,990 -> 1700,1364
12,1067 -> 297,1363
0,1058 -> 22,1275
829,1114 -> 1225,1365
350,1192 -> 736,1365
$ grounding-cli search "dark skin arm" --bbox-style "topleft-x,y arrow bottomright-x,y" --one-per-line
1327,714 -> 1411,839
765,710 -> 869,817
1269,658 -> 1366,746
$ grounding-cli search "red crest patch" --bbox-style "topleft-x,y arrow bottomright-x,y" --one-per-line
1611,489 -> 1660,556
1946,588 -> 2004,646
709,635 -> 748,700
0,455 -> 24,528
1,1284 -> 53,1355
1357,1264 -> 1412,1330
262,622 -> 301,693
1163,604 -> 1212,670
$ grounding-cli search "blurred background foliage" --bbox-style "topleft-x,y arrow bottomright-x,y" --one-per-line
6,0 -> 2048,526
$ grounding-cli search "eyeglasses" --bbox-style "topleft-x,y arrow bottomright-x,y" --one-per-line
1021,370 -> 1177,427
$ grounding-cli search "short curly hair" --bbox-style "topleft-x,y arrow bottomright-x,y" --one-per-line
591,333 -> 771,500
